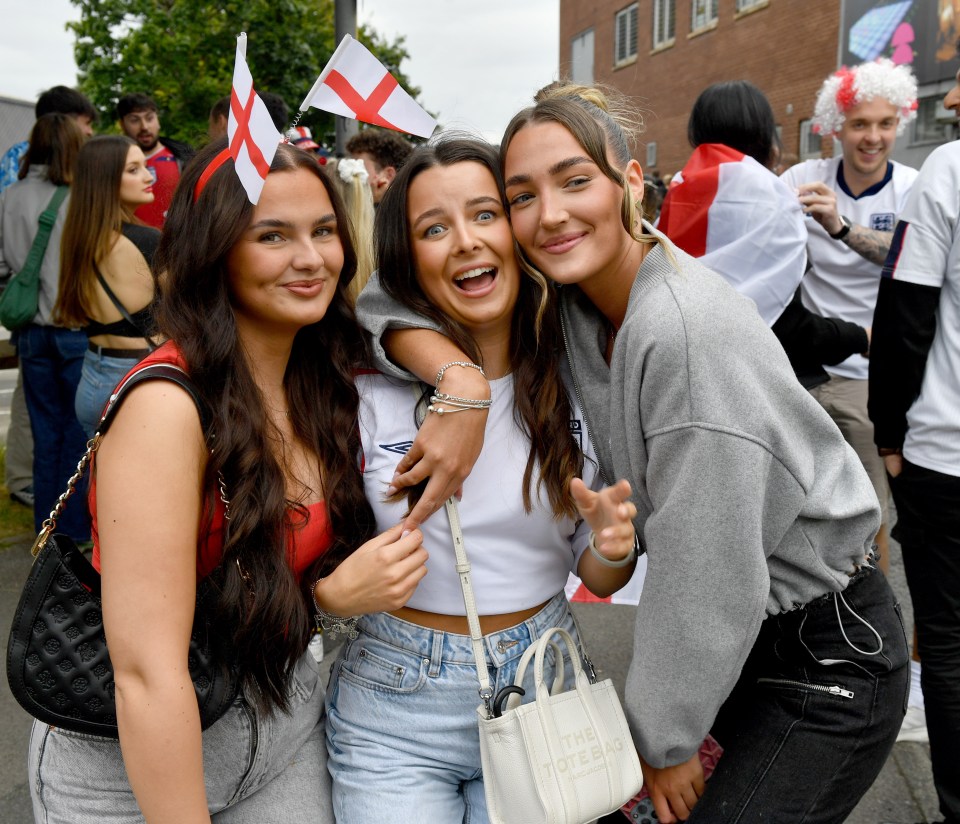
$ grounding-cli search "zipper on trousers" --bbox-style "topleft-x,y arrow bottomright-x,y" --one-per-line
758,677 -> 854,699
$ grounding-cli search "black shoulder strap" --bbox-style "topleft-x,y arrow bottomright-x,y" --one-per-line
97,362 -> 209,437
93,263 -> 157,350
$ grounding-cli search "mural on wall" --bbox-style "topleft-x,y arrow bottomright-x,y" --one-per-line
842,0 -> 960,83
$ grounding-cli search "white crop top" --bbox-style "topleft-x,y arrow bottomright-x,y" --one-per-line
357,370 -> 601,615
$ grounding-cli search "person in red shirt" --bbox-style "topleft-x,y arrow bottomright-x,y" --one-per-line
117,93 -> 194,228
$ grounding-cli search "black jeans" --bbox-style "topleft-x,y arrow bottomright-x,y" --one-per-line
890,459 -> 960,824
689,565 -> 909,823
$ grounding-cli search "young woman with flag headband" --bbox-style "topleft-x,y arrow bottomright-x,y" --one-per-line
356,83 -> 910,823
325,135 -> 641,823
27,138 -> 428,823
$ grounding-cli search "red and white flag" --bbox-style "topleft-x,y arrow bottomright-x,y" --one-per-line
656,144 -> 807,325
300,34 -> 437,138
227,33 -> 281,204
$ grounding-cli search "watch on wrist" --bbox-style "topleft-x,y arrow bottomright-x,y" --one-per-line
829,214 -> 852,240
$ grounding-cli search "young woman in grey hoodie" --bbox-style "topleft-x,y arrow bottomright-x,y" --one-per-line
357,83 -> 909,824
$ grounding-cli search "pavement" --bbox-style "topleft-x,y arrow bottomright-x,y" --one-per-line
0,522 -> 941,824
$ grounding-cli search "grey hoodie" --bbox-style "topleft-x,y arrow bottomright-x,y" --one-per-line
356,234 -> 880,768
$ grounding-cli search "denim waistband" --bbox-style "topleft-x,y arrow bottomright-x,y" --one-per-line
355,591 -> 573,670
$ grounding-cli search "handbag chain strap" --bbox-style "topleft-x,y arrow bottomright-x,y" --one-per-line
31,362 -> 209,558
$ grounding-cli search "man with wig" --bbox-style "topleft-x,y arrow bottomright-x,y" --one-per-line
781,59 -> 917,570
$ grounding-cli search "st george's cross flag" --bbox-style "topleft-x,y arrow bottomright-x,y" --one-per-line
656,143 -> 807,325
226,33 -> 282,204
300,35 -> 437,138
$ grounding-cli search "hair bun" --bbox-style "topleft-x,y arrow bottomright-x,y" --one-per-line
535,81 -> 611,114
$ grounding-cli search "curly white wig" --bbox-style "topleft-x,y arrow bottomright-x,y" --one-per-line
812,58 -> 918,136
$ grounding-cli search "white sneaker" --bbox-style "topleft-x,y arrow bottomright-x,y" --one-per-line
896,705 -> 929,744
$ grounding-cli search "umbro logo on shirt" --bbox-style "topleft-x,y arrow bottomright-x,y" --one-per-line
570,419 -> 583,448
381,441 -> 414,455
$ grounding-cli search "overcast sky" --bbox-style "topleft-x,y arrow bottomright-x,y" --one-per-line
0,1 -> 560,143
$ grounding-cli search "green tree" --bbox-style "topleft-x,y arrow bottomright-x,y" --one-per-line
68,0 -> 422,148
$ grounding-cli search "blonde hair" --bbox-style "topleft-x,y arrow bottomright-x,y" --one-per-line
325,158 -> 375,304
504,80 -> 672,260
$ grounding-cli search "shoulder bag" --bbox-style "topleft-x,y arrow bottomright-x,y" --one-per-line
6,362 -> 239,737
0,185 -> 68,330
445,497 -> 644,824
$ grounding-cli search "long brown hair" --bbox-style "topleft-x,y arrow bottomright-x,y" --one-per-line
375,136 -> 583,519
154,140 -> 376,712
56,136 -> 139,328
20,113 -> 84,186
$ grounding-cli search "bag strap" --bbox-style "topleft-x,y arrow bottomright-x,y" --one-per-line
31,362 -> 207,557
93,263 -> 157,350
17,186 -> 68,286
445,497 -> 496,717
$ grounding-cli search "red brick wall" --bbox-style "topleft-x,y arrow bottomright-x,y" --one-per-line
559,0 -> 839,175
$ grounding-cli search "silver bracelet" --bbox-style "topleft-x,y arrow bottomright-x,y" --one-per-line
435,361 -> 486,388
432,391 -> 492,408
427,403 -> 487,416
311,578 -> 360,640
588,531 -> 638,568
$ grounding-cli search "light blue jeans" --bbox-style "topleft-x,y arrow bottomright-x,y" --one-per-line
74,348 -> 146,439
28,653 -> 333,823
325,591 -> 581,824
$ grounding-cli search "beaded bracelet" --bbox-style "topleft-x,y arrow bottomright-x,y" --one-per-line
435,360 -> 486,388
588,531 -> 639,569
311,578 -> 360,640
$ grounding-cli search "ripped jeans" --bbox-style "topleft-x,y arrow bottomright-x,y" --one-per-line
690,565 -> 909,824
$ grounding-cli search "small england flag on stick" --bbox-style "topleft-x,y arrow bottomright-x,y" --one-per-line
300,34 -> 437,138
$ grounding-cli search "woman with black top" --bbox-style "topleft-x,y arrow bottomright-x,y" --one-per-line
56,135 -> 160,436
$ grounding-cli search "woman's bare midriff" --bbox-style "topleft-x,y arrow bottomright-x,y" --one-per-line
390,599 -> 551,635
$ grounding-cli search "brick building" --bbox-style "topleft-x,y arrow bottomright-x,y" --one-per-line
559,0 -> 958,177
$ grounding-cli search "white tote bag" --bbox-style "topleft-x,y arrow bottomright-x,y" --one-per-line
442,497 -> 643,824
477,627 -> 643,824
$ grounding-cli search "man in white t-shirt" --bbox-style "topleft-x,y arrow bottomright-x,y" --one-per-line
781,59 -> 919,572
869,66 -> 960,824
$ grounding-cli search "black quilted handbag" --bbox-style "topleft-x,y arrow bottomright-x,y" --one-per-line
6,364 -> 240,738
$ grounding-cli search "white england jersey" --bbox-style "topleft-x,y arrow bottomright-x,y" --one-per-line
883,141 -> 960,477
781,157 -> 918,380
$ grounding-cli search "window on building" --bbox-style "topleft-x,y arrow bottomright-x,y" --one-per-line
691,0 -> 718,31
646,141 -> 658,168
571,29 -> 595,84
735,0 -> 767,12
912,95 -> 949,144
615,4 -> 638,65
799,119 -> 822,161
653,0 -> 676,48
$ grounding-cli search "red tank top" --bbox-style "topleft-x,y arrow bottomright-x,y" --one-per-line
90,342 -> 333,580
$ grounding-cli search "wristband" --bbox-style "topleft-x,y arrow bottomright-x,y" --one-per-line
588,531 -> 639,568
829,215 -> 852,240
